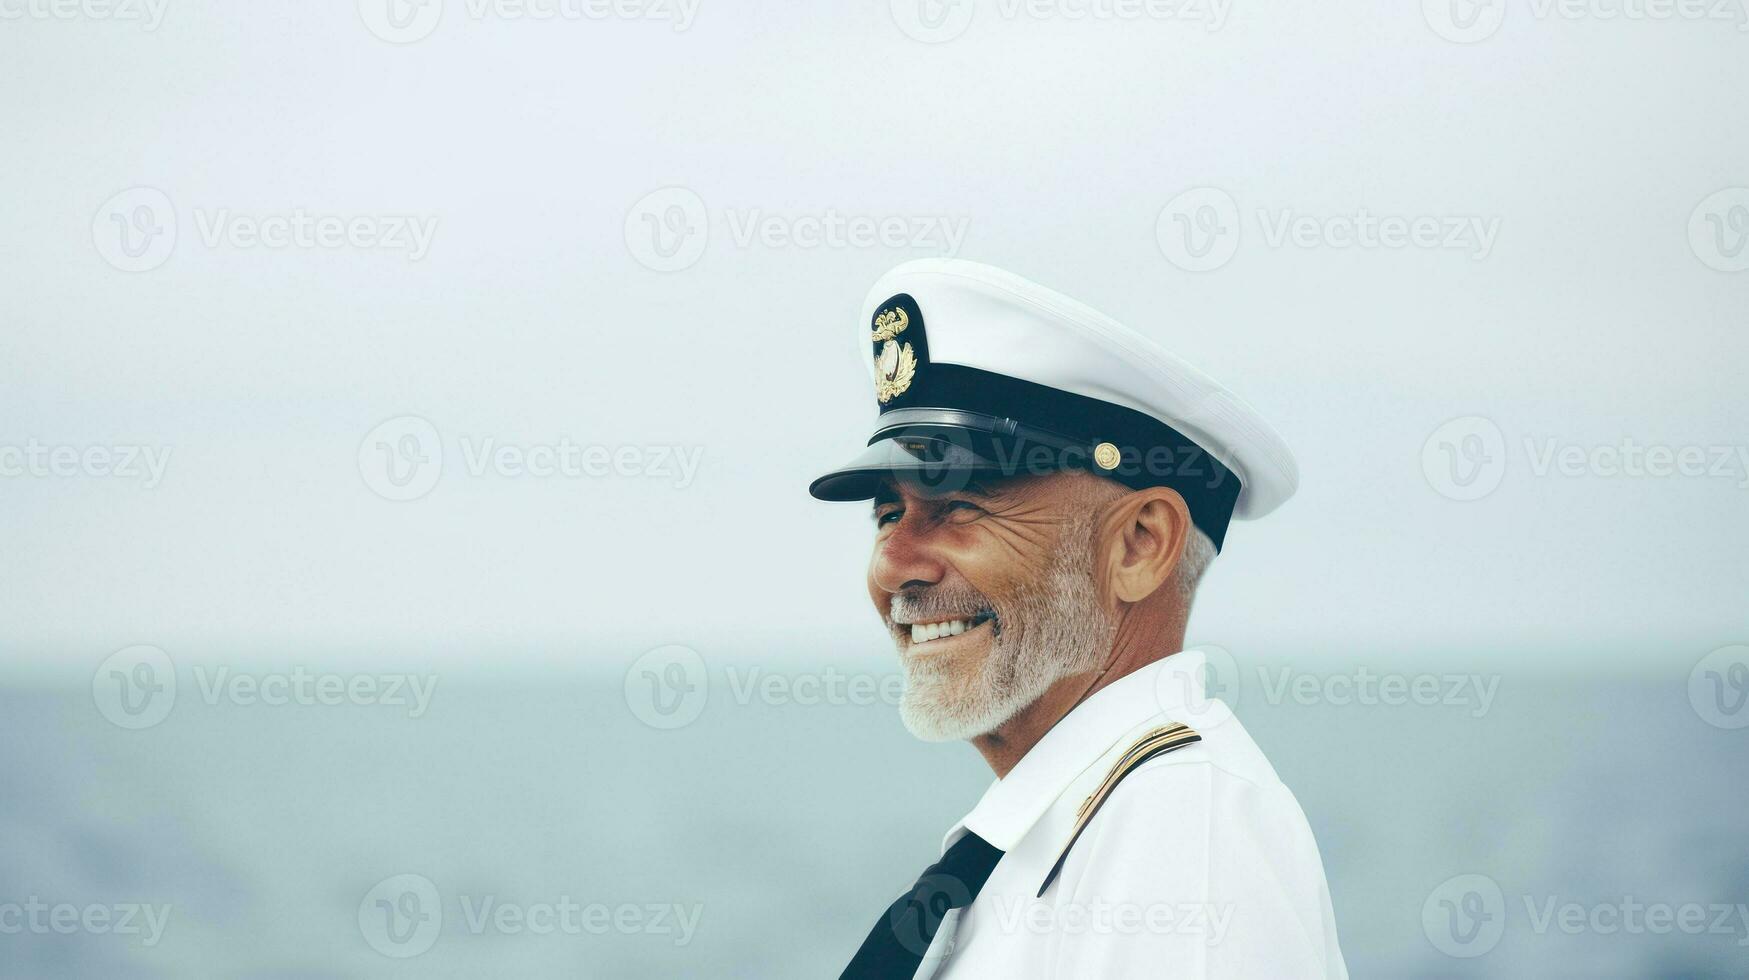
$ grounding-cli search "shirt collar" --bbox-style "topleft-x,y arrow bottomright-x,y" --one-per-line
945,647 -> 1208,853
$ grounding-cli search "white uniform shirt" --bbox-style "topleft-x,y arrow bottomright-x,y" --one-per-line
923,649 -> 1347,980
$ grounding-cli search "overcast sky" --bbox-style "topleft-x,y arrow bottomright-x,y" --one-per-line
3,0 -> 1745,672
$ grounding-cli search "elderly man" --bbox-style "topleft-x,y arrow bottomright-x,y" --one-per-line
812,260 -> 1346,979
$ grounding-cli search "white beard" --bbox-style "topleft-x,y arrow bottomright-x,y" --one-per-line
896,512 -> 1116,742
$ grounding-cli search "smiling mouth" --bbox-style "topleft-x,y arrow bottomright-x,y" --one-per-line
902,613 -> 995,648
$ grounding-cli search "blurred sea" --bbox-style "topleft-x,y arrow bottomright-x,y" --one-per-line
2,649 -> 1746,979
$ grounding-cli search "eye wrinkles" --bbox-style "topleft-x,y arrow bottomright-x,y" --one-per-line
870,478 -> 1091,570
873,496 -> 988,528
874,501 -> 1076,576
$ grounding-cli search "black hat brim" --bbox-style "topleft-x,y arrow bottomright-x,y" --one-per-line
807,433 -> 1014,501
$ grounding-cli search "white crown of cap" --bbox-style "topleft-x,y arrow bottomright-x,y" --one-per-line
858,258 -> 1298,521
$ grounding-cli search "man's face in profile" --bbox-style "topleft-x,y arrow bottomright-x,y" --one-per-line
866,471 -> 1119,741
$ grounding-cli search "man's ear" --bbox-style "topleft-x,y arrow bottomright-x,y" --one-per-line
1096,487 -> 1192,606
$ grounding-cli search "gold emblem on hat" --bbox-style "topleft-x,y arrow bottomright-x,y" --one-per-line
871,307 -> 908,343
1093,442 -> 1121,470
871,307 -> 916,403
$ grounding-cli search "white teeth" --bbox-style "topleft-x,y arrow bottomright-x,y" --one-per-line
908,619 -> 976,645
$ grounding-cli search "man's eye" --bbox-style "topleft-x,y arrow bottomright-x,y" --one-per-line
875,509 -> 903,525
945,500 -> 983,516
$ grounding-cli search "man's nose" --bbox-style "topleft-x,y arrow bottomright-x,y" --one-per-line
871,521 -> 947,594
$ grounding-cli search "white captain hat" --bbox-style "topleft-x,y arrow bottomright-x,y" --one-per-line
808,259 -> 1297,552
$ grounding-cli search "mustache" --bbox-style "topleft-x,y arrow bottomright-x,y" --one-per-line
888,585 -> 1000,627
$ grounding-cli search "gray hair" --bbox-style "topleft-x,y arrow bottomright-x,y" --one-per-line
1171,526 -> 1217,608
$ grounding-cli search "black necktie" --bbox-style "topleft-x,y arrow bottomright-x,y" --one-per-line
840,831 -> 1005,980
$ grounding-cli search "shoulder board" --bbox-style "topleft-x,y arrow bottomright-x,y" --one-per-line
1036,721 -> 1202,897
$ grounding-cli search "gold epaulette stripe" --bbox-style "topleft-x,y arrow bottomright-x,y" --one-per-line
1037,722 -> 1202,897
